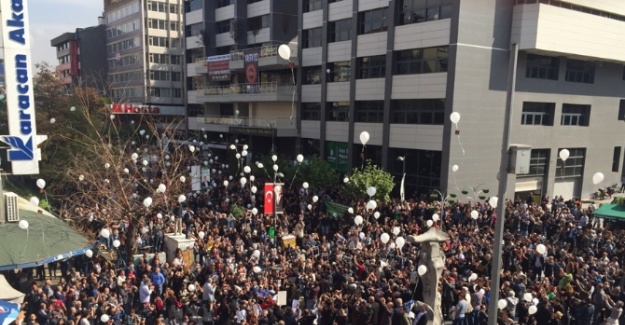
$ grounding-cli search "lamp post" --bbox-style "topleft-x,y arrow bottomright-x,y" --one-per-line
397,156 -> 406,202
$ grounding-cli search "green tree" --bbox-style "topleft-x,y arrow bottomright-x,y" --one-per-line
298,155 -> 338,192
341,160 -> 394,202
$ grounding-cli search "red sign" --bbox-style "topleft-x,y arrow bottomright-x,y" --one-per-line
207,54 -> 231,81
264,183 -> 274,215
111,103 -> 161,114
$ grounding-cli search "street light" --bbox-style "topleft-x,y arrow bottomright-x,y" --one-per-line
397,156 -> 406,202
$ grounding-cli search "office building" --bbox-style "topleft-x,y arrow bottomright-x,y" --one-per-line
104,0 -> 186,119
50,25 -> 108,92
184,0 -> 298,156
297,0 -> 625,200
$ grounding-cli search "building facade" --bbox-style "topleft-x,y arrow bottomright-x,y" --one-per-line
50,25 -> 108,92
296,0 -> 625,200
184,0 -> 298,157
104,0 -> 186,120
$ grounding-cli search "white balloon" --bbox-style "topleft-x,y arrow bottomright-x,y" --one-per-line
85,249 -> 93,258
395,237 -> 405,249
157,184 -> 167,193
188,284 -> 196,292
18,220 -> 29,230
70,106 -> 76,111
123,168 -> 129,174
302,182 -> 309,189
142,160 -> 149,166
243,166 -> 252,174
100,229 -> 110,239
50,118 -> 56,124
257,163 -> 264,168
240,177 -> 247,186
489,196 -> 499,208
223,180 -> 229,187
180,176 -> 186,183
250,175 -> 255,181
251,186 -> 258,193
417,265 -> 427,276
178,195 -> 187,203
528,305 -> 537,315
523,293 -> 533,302
366,186 -> 377,197
312,195 -> 319,203
426,220 -> 433,227
252,208 -> 258,215
30,197 -> 39,206
450,112 -> 461,124
253,250 -> 261,258
143,197 -> 153,208
131,153 -> 139,160
359,232 -> 365,240
392,226 -> 401,236
296,154 -> 304,163
307,204 -> 312,211
471,210 -> 479,219
469,273 -> 478,281
380,233 -> 390,244
79,175 -> 85,181
157,213 -> 163,219
374,211 -> 381,219
559,149 -> 570,162
278,44 -> 291,61
104,163 -> 111,169
366,200 -> 377,210
497,299 -> 508,310
113,240 -> 121,248
389,243 -> 396,249
347,207 -> 354,214
343,177 -> 349,183
253,266 -> 262,273
452,165 -> 459,172
592,172 -> 604,185
272,155 -> 278,162
359,131 -> 370,145
100,314 -> 110,323
536,244 -> 547,255
354,215 -> 363,225
272,164 -> 279,171
432,213 -> 440,222
36,179 -> 46,189
236,153 -> 241,159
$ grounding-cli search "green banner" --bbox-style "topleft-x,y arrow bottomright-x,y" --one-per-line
325,201 -> 350,217
325,141 -> 348,173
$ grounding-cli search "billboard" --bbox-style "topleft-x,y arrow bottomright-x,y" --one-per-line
244,48 -> 259,84
207,54 -> 231,81
0,0 -> 47,175
264,183 -> 285,215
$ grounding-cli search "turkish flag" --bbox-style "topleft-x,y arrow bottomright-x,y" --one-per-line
264,183 -> 274,215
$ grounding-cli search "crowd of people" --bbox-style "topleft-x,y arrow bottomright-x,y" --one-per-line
5,158 -> 625,325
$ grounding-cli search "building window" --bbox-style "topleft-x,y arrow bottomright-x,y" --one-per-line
248,15 -> 269,32
565,59 -> 595,83
171,55 -> 182,65
561,104 -> 590,126
149,70 -> 170,81
329,19 -> 351,42
303,66 -> 322,84
149,87 -> 171,98
395,46 -> 448,74
398,0 -> 453,25
327,61 -> 351,82
526,149 -> 549,176
391,99 -> 445,124
526,54 -> 559,80
172,72 -> 182,82
555,148 -> 585,178
619,100 -> 625,120
355,101 -> 384,123
521,102 -> 555,126
248,0 -> 263,3
358,8 -> 388,34
303,0 -> 322,12
357,55 -> 386,79
216,0 -> 231,8
326,102 -> 350,122
302,28 -> 322,48
173,88 -> 182,98
216,20 -> 231,34
613,147 -> 621,172
302,103 -> 321,120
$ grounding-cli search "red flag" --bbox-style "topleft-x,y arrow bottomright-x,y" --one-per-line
264,183 -> 274,215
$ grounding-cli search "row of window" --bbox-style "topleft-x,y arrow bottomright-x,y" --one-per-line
302,99 -> 445,124
148,87 -> 183,98
111,87 -> 143,99
524,148 -> 587,178
525,54 -> 595,84
147,1 -> 180,14
147,36 -> 181,48
58,55 -> 71,65
108,71 -> 143,83
149,54 -> 182,65
149,70 -> 182,82
106,2 -> 140,24
107,37 -> 140,55
149,19 -> 180,32
521,102 -> 590,126
108,54 -> 141,69
107,19 -> 141,39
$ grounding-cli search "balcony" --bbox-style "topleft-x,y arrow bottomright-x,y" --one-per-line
188,115 -> 297,137
194,57 -> 208,74
512,2 -> 625,62
229,43 -> 298,70
189,82 -> 296,103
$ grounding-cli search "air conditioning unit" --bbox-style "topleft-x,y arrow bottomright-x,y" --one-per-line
4,192 -> 19,223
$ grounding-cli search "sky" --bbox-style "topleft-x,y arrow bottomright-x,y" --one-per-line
25,0 -> 104,65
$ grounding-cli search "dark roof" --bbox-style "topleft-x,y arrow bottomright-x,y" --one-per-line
0,209 -> 91,271
50,32 -> 76,47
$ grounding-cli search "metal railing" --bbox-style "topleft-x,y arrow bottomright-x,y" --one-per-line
230,44 -> 298,61
194,116 -> 296,129
200,82 -> 293,96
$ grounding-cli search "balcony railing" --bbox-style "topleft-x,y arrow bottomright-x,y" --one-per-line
194,116 -> 296,129
199,82 -> 293,96
230,44 -> 298,61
